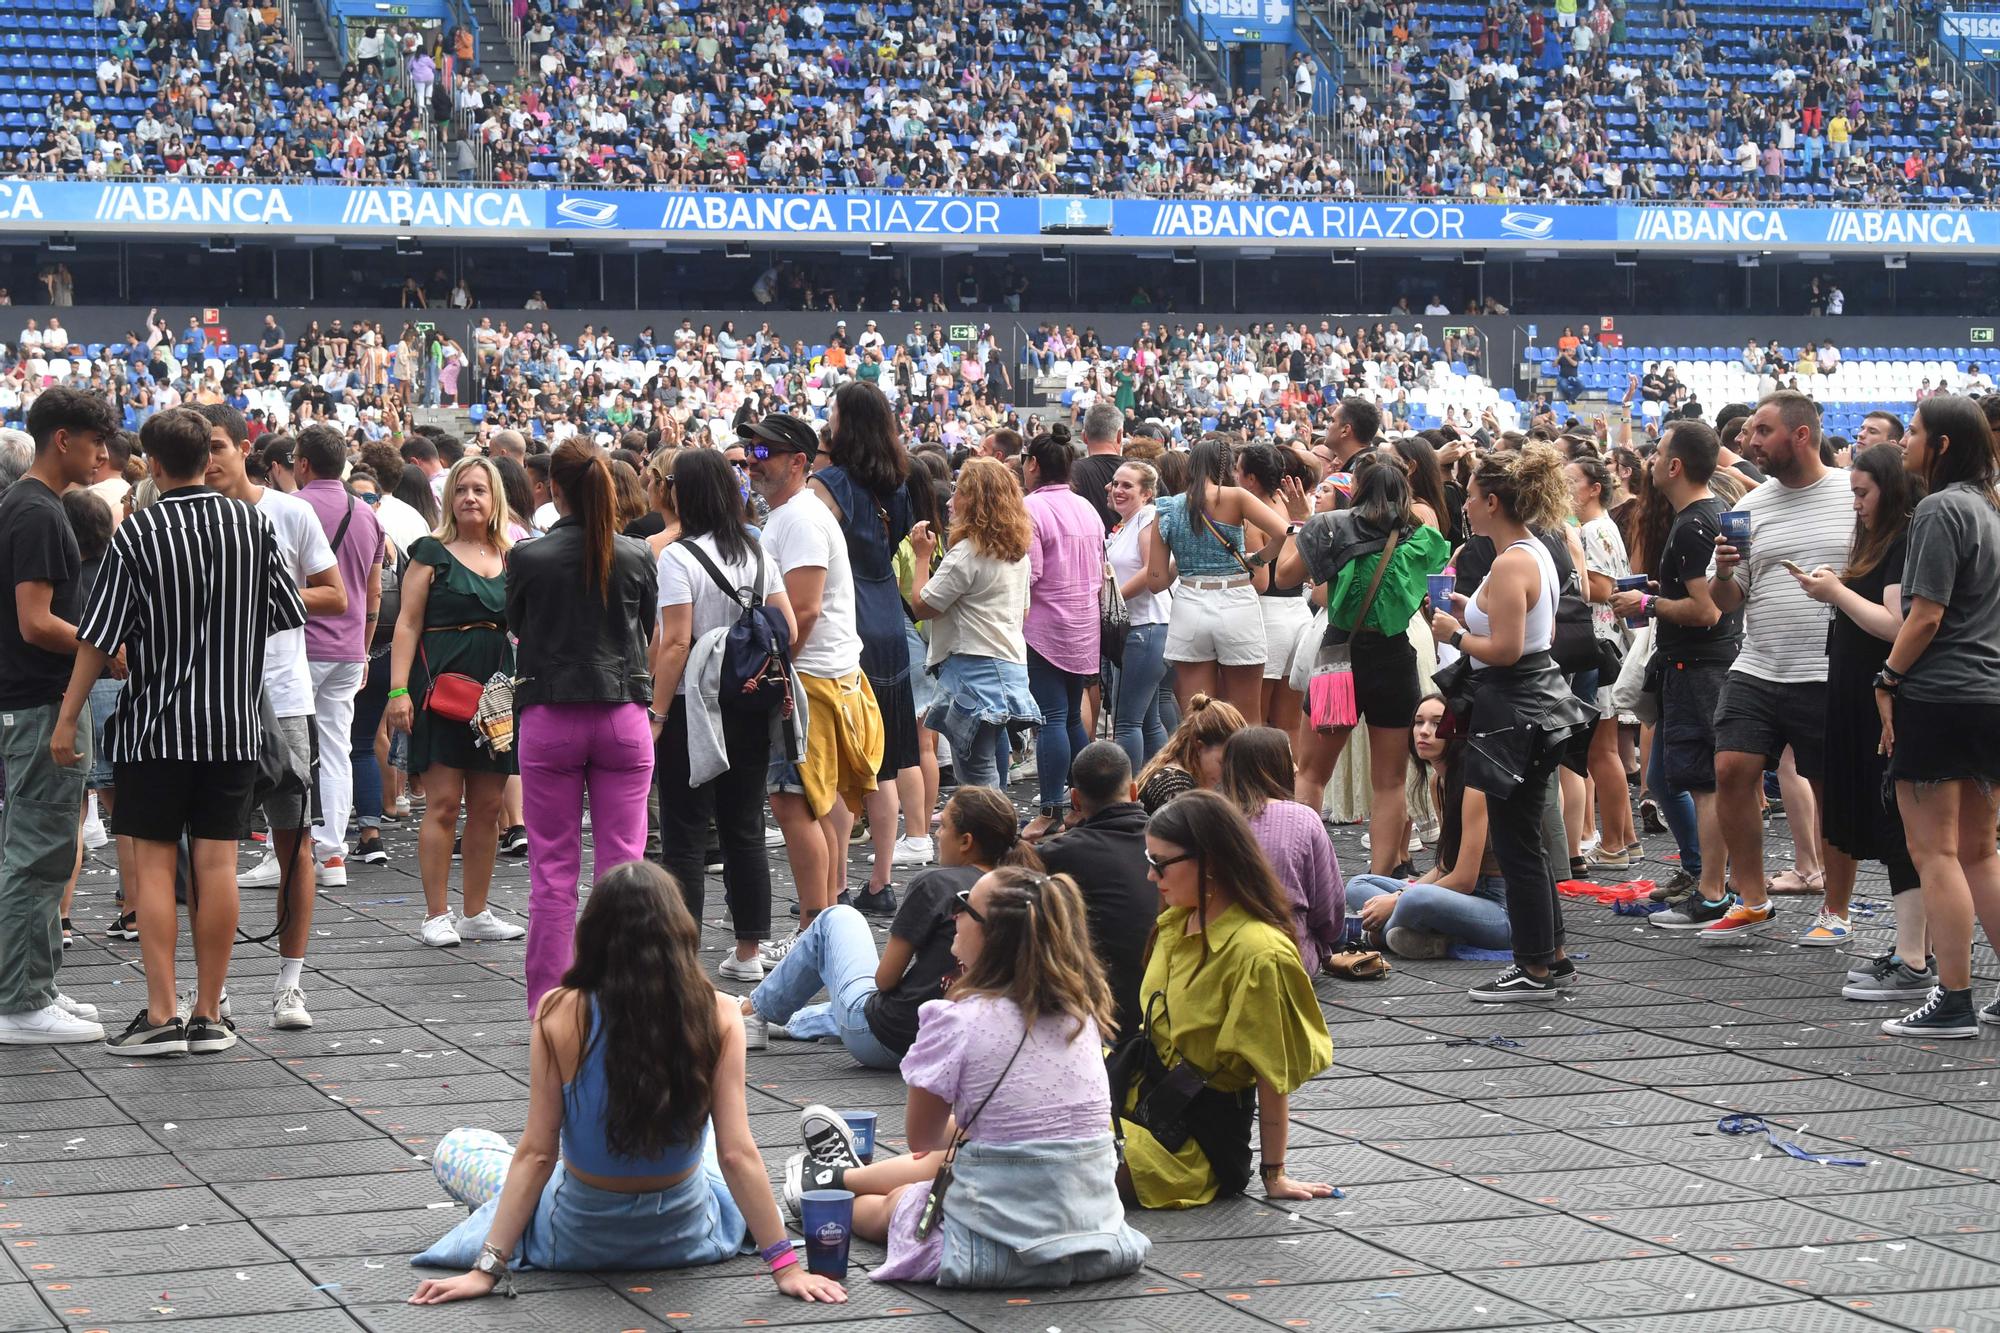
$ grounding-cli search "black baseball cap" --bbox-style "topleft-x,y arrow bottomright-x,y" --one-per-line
739,413 -> 820,461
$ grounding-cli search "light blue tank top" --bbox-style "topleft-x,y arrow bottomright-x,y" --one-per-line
561,997 -> 704,1178
1154,493 -> 1248,578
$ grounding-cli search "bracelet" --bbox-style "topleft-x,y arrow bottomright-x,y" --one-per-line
1258,1161 -> 1285,1178
768,1248 -> 800,1275
386,686 -> 409,700
758,1238 -> 794,1264
1640,593 -> 1654,616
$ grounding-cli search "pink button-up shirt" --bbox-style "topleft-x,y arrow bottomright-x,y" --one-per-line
1023,483 -> 1105,675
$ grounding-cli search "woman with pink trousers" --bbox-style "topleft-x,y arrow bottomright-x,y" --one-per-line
504,438 -> 660,1009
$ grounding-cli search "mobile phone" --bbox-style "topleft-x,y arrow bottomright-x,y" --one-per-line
1780,559 -> 1806,576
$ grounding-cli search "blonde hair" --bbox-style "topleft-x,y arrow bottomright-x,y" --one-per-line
1115,459 -> 1159,499
642,445 -> 682,515
948,455 -> 1032,563
1471,440 -> 1570,532
435,456 -> 515,551
1137,693 -> 1247,794
949,868 -> 1119,1041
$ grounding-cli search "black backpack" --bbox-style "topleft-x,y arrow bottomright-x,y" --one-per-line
677,538 -> 795,715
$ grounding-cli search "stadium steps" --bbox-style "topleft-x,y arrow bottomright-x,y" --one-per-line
290,0 -> 340,76
465,0 -> 520,88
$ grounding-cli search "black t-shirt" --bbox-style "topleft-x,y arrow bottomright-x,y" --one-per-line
1727,456 -> 1766,485
1656,496 -> 1743,663
1069,452 -> 1122,531
864,864 -> 977,1054
0,478 -> 82,709
623,512 -> 666,541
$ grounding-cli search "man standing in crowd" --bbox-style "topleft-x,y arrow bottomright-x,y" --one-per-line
1615,420 -> 1741,932
1855,410 -> 1904,450
1036,741 -> 1152,1037
295,424 -> 383,897
745,413 -> 884,957
1314,396 -> 1380,474
0,388 -> 113,1044
1704,391 -> 1855,943
1069,402 -> 1125,530
54,407 -> 308,1055
201,404 -> 347,1032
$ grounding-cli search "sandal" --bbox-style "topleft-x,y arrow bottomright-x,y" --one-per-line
1767,867 -> 1825,895
1324,950 -> 1391,980
61,916 -> 73,950
106,911 -> 139,941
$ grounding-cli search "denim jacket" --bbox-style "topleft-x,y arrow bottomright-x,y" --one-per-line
933,1134 -> 1150,1289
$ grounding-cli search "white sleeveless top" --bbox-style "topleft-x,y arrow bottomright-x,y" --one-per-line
1466,538 -> 1558,670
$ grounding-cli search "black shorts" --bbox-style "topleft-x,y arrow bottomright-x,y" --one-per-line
1888,695 -> 2000,787
111,759 -> 259,843
1353,632 -> 1421,730
1660,657 -> 1728,793
1714,673 -> 1827,781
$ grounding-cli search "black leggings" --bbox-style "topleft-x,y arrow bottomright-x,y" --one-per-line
656,697 -> 773,942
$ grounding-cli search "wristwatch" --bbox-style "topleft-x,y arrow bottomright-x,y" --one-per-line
474,1243 -> 510,1278
1450,629 -> 1466,650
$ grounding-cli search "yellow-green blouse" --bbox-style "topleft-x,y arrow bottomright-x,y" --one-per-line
1120,903 -> 1333,1209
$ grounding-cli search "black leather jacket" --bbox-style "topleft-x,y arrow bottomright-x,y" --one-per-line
504,518 -> 657,709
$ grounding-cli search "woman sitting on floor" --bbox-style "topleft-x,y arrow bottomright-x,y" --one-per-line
408,863 -> 844,1305
1346,693 -> 1515,959
781,867 -> 1151,1288
1133,693 -> 1247,813
1217,725 -> 1346,972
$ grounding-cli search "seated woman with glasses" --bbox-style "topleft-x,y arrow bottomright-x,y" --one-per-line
738,787 -> 1037,1068
1345,693 -> 1514,959
1118,791 -> 1336,1209
778,866 -> 1150,1289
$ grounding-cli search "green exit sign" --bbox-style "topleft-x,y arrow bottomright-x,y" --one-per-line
949,324 -> 977,342
1972,327 -> 1994,344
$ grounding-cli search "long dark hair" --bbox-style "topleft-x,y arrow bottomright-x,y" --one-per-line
1407,692 -> 1471,877
1845,441 -> 1920,579
1348,452 -> 1417,533
673,448 -> 754,564
555,862 -> 719,1157
1913,393 -> 2000,507
1389,435 -> 1450,525
391,464 -> 441,529
827,380 -> 909,497
1144,791 -> 1298,968
1628,464 -> 1674,578
1183,432 -> 1236,536
493,455 -> 536,533
549,437 -> 618,599
1217,726 -> 1297,819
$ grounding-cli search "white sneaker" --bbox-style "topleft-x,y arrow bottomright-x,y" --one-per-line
53,993 -> 98,1023
315,855 -> 347,887
238,851 -> 282,889
421,913 -> 462,948
175,989 -> 232,1021
1579,833 -> 1600,856
393,795 -> 412,818
892,835 -> 935,866
456,909 -> 526,942
271,985 -> 313,1030
742,1009 -> 768,1049
765,826 -> 788,848
759,934 -> 798,965
718,953 -> 764,983
0,1003 -> 104,1044
81,795 -> 109,850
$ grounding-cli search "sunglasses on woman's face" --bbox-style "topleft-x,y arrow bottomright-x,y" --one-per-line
950,887 -> 984,923
1144,850 -> 1194,874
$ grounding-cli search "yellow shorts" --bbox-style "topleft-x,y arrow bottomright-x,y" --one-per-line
769,668 -> 884,820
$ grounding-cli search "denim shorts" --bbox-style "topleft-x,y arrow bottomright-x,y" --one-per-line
86,677 -> 123,789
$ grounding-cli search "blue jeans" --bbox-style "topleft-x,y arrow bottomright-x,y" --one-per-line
1026,646 -> 1089,811
1112,623 -> 1171,774
749,905 -> 900,1069
952,722 -> 1011,791
1347,873 -> 1513,951
1646,730 -> 1701,876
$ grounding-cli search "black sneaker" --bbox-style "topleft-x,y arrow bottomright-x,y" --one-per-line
107,1010 -> 188,1056
184,1014 -> 240,1054
799,1104 -> 864,1169
1548,957 -> 1578,989
1469,966 -> 1559,1003
1841,957 -> 1939,1002
356,835 -> 388,865
500,826 -> 529,857
1881,986 -> 1979,1040
855,886 -> 899,919
105,911 -> 140,941
1981,993 -> 2000,1028
704,847 -> 725,873
1649,891 -> 1735,931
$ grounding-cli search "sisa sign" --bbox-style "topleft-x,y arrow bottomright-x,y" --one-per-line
1183,0 -> 1295,42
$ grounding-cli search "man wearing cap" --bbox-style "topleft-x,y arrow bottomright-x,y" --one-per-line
856,319 -> 883,355
741,414 -> 884,954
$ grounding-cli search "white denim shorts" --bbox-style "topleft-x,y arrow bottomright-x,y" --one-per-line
1165,579 -> 1265,668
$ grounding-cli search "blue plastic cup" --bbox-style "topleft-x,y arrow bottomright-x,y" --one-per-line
1719,509 -> 1752,559
800,1189 -> 855,1279
841,1111 -> 877,1163
1427,572 -> 1455,612
1616,574 -> 1651,628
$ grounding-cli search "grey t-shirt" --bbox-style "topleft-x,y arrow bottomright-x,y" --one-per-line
1900,482 -> 2000,703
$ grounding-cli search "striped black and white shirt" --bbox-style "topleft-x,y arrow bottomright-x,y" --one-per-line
78,486 -> 308,764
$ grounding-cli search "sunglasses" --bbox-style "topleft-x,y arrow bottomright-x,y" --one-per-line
950,887 -> 984,923
746,441 -> 796,461
1144,850 -> 1194,874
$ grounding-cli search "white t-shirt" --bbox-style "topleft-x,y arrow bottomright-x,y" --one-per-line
1106,505 -> 1172,625
656,533 -> 785,695
1706,469 -> 1852,684
374,492 -> 432,554
759,489 -> 861,678
256,487 -> 337,717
